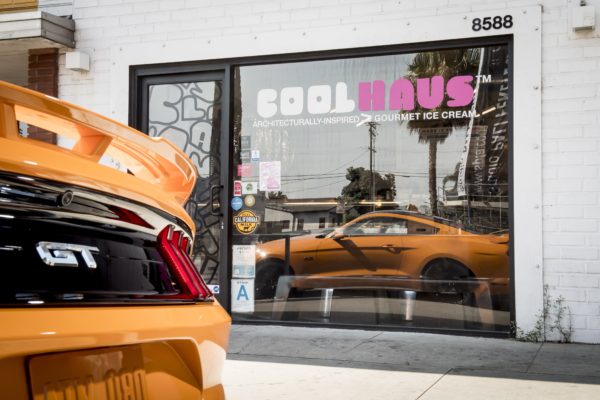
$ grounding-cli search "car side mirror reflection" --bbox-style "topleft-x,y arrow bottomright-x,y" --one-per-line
331,232 -> 346,240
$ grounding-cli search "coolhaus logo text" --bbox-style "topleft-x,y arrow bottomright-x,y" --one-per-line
254,75 -> 487,127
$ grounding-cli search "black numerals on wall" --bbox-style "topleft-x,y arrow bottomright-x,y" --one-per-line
472,15 -> 513,31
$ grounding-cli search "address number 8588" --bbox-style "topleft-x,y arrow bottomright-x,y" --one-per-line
472,15 -> 513,31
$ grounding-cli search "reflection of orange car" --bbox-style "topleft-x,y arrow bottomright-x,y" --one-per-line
0,82 -> 230,399
255,211 -> 509,299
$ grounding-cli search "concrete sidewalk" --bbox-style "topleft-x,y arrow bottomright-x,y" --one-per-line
223,325 -> 600,399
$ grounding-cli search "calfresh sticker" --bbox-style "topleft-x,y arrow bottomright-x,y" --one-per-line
231,197 -> 243,211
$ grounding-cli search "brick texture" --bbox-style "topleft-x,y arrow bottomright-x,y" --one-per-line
28,48 -> 59,144
57,0 -> 600,343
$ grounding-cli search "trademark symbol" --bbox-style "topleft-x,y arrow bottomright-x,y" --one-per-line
476,75 -> 492,83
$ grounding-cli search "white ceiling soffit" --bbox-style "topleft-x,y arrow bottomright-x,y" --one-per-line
0,10 -> 75,48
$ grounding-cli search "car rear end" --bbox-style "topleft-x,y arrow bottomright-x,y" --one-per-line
0,81 -> 230,400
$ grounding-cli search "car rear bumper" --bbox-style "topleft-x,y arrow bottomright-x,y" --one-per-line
0,302 -> 231,399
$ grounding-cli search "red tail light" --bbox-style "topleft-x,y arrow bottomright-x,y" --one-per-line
107,205 -> 154,229
156,225 -> 212,301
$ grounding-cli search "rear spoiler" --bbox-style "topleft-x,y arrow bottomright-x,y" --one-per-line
0,81 -> 196,228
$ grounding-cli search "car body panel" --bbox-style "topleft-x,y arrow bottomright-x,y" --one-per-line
313,235 -> 400,277
0,304 -> 230,400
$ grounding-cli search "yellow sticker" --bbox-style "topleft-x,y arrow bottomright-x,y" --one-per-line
233,210 -> 260,234
244,194 -> 256,207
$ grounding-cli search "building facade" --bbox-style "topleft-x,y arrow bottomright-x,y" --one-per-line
1,0 -> 599,343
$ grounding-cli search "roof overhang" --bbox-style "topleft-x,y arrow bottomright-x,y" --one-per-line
0,10 -> 75,48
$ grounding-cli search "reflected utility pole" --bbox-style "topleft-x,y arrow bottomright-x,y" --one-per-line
367,121 -> 379,211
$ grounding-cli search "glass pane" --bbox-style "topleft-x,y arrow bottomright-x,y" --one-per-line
231,45 -> 510,332
148,81 -> 223,286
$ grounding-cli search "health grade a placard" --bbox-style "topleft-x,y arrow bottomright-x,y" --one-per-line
231,279 -> 254,313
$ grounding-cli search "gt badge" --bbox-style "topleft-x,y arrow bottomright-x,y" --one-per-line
233,210 -> 260,235
36,242 -> 100,268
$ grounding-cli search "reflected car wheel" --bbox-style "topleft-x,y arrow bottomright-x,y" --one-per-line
255,260 -> 286,300
421,259 -> 474,295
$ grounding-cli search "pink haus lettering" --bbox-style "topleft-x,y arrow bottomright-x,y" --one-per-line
358,75 -> 474,111
256,75 -> 475,118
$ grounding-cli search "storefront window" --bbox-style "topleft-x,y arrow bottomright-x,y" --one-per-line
230,44 -> 511,332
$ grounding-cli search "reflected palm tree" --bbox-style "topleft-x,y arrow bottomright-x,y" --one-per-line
404,49 -> 481,215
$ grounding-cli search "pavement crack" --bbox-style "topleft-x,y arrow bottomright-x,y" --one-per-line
234,338 -> 256,355
526,342 -> 544,373
339,331 -> 384,357
415,368 -> 453,399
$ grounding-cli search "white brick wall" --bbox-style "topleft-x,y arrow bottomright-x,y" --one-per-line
59,0 -> 600,343
539,0 -> 600,344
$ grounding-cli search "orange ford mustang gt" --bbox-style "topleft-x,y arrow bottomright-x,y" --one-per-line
255,211 -> 509,299
0,81 -> 230,400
